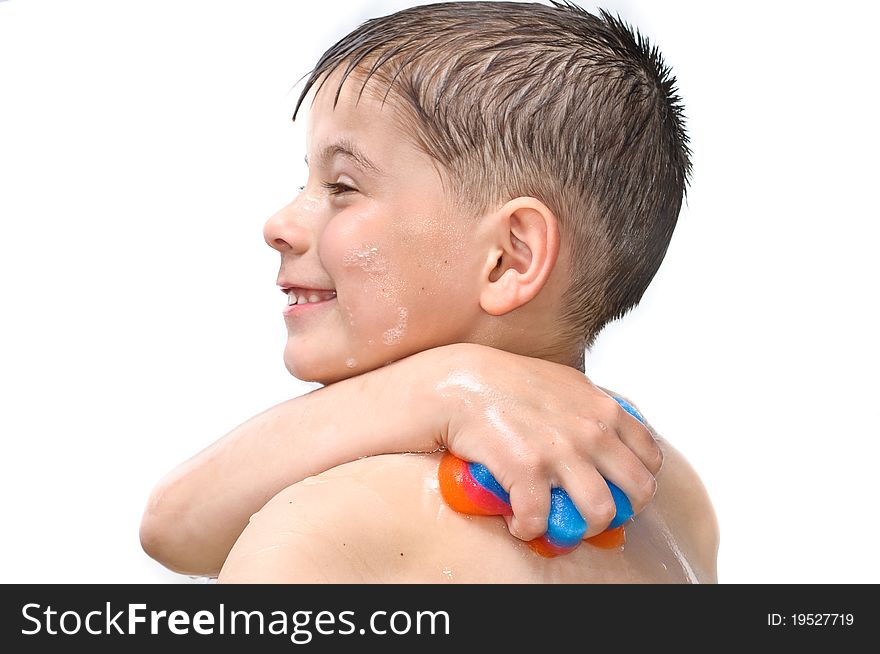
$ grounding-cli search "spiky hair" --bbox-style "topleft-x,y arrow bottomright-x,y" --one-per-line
294,1 -> 691,348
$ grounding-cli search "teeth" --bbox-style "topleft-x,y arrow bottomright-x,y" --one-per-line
285,288 -> 336,307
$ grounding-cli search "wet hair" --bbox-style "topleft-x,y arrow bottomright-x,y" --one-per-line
293,0 -> 691,348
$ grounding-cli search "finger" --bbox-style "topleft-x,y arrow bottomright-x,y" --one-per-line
573,414 -> 658,516
603,394 -> 664,476
506,478 -> 551,542
590,438 -> 658,517
555,465 -> 617,538
618,414 -> 663,476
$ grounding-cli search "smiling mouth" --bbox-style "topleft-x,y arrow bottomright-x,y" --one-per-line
284,287 -> 337,307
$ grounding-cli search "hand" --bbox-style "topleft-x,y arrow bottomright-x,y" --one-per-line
427,343 -> 662,540
140,340 -> 659,574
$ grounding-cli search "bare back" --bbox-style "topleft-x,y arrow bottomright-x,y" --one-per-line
218,439 -> 719,583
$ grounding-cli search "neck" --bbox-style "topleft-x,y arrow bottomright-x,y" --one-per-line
530,340 -> 586,373
468,311 -> 586,373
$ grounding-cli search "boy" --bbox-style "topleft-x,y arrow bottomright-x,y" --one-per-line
140,1 -> 718,583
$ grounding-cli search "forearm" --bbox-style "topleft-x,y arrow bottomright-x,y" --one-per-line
140,347 -> 450,576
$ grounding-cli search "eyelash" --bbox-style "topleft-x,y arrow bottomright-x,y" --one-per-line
296,182 -> 355,196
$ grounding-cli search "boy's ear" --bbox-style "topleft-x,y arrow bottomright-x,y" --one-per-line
479,197 -> 560,316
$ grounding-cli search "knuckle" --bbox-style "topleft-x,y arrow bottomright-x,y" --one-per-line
548,438 -> 576,460
514,450 -> 544,475
580,418 -> 611,446
603,395 -> 625,421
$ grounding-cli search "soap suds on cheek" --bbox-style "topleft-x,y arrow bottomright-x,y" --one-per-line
342,245 -> 405,300
342,245 -> 381,272
342,244 -> 410,349
382,307 -> 408,345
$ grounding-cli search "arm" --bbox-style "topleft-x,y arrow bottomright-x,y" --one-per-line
141,343 -> 661,576
139,347 -> 446,577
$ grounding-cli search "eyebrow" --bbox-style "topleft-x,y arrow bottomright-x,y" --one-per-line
304,139 -> 385,177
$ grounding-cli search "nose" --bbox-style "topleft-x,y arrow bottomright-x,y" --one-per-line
263,201 -> 312,255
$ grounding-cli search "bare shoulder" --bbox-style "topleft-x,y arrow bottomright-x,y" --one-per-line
217,453 -> 582,583
601,387 -> 720,583
218,453 -> 461,583
218,432 -> 720,584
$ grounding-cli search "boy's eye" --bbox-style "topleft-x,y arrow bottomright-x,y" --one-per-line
295,182 -> 356,197
320,181 -> 355,196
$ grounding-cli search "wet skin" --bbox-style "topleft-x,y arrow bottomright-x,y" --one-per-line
219,437 -> 718,583
139,43 -> 717,581
216,67 -> 719,583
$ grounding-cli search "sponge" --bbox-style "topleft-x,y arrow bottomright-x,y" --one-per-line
438,395 -> 644,557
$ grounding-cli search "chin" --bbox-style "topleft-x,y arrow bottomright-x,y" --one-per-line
282,350 -> 354,386
284,357 -> 331,385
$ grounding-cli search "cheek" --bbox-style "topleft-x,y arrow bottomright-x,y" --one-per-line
320,208 -> 469,353
319,217 -> 402,338
323,211 -> 411,301
320,210 -> 361,270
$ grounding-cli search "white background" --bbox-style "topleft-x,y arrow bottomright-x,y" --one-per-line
1,0 -> 877,584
